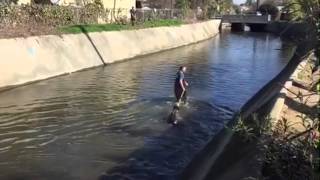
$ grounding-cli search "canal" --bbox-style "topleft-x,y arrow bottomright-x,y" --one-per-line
0,31 -> 295,180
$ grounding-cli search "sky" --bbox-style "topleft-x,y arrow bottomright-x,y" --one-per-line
233,0 -> 246,5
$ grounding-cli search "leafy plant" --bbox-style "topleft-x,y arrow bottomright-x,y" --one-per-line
0,3 -> 108,29
232,115 -> 255,141
283,0 -> 319,25
258,3 -> 279,19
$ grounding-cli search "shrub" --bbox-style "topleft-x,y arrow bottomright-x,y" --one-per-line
0,3 -> 112,29
258,3 -> 279,20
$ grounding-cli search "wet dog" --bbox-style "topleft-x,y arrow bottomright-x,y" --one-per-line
167,102 -> 181,125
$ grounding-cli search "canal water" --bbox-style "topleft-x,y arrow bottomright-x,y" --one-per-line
0,31 -> 295,180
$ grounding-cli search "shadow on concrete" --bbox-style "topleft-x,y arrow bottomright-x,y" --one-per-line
292,80 -> 311,91
77,25 -> 106,65
284,96 -> 318,120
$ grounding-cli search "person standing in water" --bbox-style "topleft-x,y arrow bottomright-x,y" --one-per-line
174,66 -> 188,104
168,66 -> 189,125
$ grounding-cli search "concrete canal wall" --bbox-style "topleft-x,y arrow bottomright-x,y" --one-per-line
269,53 -> 313,126
0,20 -> 221,90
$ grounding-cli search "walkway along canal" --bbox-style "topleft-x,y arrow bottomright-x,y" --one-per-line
0,31 -> 295,180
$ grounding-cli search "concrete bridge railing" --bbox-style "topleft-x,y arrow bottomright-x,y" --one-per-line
222,14 -> 270,24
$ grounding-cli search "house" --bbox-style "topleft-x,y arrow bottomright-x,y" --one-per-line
101,0 -> 135,10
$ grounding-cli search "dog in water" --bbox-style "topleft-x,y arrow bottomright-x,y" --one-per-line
167,102 -> 182,125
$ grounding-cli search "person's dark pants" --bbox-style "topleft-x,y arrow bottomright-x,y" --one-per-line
174,83 -> 187,103
131,17 -> 136,26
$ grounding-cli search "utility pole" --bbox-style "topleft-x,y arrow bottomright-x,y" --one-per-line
171,0 -> 174,18
112,0 -> 117,22
256,0 -> 260,11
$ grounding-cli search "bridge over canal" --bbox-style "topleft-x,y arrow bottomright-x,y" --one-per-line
221,14 -> 271,31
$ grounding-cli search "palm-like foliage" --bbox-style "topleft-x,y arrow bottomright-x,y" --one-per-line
284,0 -> 319,24
284,0 -> 319,58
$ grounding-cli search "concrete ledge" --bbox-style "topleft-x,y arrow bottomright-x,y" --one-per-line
269,53 -> 312,126
0,20 -> 221,90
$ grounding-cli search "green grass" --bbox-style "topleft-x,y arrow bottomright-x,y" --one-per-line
59,19 -> 183,34
142,19 -> 183,28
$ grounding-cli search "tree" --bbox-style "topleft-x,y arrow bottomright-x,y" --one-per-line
220,0 -> 233,14
203,0 -> 218,17
201,0 -> 234,17
233,4 -> 241,14
284,0 -> 319,58
175,0 -> 190,9
258,1 -> 279,19
284,0 -> 319,24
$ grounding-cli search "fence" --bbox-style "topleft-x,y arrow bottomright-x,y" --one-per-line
135,9 -> 183,22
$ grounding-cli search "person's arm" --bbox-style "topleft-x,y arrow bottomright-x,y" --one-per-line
179,79 -> 185,91
184,80 -> 189,87
179,72 -> 186,91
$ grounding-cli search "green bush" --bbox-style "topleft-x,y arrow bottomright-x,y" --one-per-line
0,4 -> 108,28
258,3 -> 279,20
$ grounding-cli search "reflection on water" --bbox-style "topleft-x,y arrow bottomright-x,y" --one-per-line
0,31 -> 295,180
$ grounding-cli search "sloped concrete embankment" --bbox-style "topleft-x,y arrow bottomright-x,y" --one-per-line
180,22 -> 317,180
0,20 -> 221,91
268,52 -> 317,127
